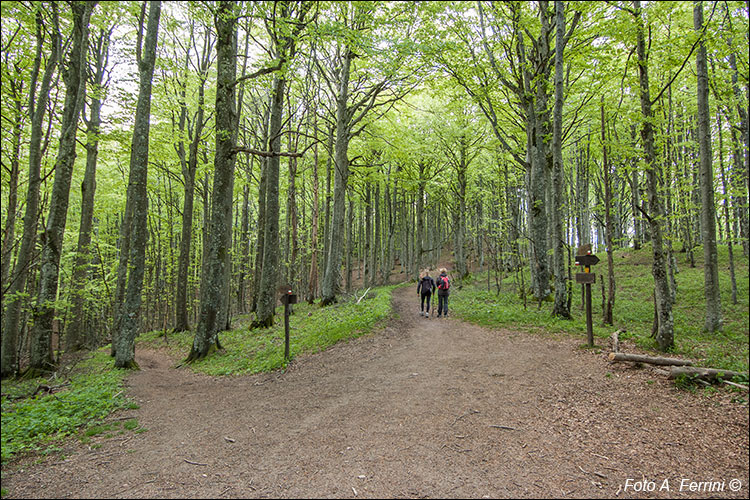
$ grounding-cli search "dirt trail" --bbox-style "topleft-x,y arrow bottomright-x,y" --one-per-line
3,285 -> 748,498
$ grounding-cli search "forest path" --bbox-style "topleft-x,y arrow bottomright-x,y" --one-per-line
3,285 -> 748,498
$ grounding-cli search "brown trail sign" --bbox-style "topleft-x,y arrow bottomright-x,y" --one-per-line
575,248 -> 599,347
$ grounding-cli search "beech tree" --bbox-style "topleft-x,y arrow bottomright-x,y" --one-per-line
28,0 -> 96,375
633,0 -> 674,350
66,12 -> 116,351
1,2 -> 61,378
694,0 -> 721,333
252,0 -> 314,329
113,0 -> 161,369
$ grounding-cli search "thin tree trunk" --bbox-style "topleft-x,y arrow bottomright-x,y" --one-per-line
29,1 -> 95,374
717,109 -> 738,305
307,114 -> 321,303
694,1 -> 722,332
250,90 -> 272,313
321,48 -> 354,305
456,145 -> 468,278
635,0 -> 674,351
253,73 -> 286,328
601,102 -> 615,326
365,183 -> 372,286
1,4 -> 61,378
67,25 -> 110,351
175,34 -> 210,332
552,0 -> 570,318
114,0 -> 161,369
727,49 -> 749,257
1,74 -> 25,300
188,0 -> 236,358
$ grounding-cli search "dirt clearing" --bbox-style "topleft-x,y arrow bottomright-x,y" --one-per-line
2,285 -> 748,498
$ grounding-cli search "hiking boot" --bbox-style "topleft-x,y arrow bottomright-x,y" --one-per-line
419,311 -> 424,316
425,312 -> 429,318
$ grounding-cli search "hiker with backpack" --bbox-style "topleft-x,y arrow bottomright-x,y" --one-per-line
436,268 -> 451,318
417,269 -> 436,318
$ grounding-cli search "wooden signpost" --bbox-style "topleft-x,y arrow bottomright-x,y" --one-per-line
575,248 -> 600,347
280,287 -> 297,360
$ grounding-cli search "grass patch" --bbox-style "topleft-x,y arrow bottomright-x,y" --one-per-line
452,243 -> 749,374
1,350 -> 133,463
123,418 -> 139,431
138,284 -> 399,376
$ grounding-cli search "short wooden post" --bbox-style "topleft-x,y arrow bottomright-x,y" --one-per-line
575,250 -> 600,347
280,289 -> 297,361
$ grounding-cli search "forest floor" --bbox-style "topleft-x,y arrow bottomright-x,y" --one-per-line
2,284 -> 749,499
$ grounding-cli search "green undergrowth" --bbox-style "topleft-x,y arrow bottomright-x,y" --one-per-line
1,350 -> 136,463
138,283 -> 400,376
451,243 -> 749,376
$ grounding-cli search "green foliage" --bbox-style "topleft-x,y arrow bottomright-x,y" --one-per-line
0,351 -> 132,463
138,284 -> 398,376
451,244 -> 749,374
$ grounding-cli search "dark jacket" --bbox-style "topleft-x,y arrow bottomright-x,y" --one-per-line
417,275 -> 435,294
436,273 -> 450,296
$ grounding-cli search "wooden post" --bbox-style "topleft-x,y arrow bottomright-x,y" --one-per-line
284,299 -> 290,360
585,280 -> 593,347
280,288 -> 297,361
575,249 -> 599,348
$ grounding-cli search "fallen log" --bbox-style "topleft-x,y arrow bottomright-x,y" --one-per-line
668,366 -> 748,382
608,352 -> 693,366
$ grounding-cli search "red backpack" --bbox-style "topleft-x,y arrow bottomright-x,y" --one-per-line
437,275 -> 450,291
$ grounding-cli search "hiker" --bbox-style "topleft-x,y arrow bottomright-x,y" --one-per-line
436,268 -> 451,318
417,269 -> 436,318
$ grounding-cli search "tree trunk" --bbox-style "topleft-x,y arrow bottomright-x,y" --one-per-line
307,115 -> 321,303
716,109 -> 738,305
374,182 -> 381,283
346,197 -> 354,292
175,46 -> 209,332
416,163 -> 425,275
727,48 -> 749,257
286,127 -> 299,289
694,1 -> 722,332
551,0 -> 570,319
365,183 -> 372,286
1,4 -> 61,378
521,2 -> 553,302
321,49 -> 354,305
253,73 -> 285,328
635,0 -> 674,351
0,73 -> 25,300
188,1 -> 236,358
67,25 -> 110,351
456,144 -> 468,278
29,1 -> 95,374
113,0 -> 160,369
323,126 -> 334,265
601,102 -> 615,326
630,126 -> 643,249
250,93 -> 272,314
